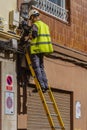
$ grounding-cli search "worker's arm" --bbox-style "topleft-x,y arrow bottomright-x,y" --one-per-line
25,24 -> 38,41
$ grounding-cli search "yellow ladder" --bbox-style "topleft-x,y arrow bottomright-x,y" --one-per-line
25,48 -> 65,130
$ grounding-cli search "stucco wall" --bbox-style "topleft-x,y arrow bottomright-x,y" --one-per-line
0,0 -> 17,31
45,56 -> 87,130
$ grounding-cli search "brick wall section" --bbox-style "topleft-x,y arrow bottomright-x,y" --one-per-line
17,0 -> 87,53
37,0 -> 87,53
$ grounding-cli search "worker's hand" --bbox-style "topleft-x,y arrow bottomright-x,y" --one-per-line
16,29 -> 22,36
25,36 -> 29,41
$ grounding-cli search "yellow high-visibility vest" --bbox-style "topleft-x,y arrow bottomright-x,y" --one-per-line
30,20 -> 53,54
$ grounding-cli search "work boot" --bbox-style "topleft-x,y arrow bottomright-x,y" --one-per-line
41,87 -> 47,93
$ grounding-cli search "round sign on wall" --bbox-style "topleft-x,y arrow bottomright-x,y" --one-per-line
6,96 -> 13,109
7,76 -> 13,86
5,92 -> 14,114
6,75 -> 13,86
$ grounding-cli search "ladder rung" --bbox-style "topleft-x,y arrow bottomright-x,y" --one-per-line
53,126 -> 64,129
46,101 -> 54,104
50,113 -> 58,117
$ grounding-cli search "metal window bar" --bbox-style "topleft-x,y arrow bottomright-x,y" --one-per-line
34,0 -> 69,22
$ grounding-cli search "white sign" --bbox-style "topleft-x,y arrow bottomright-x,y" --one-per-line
76,101 -> 81,119
5,92 -> 14,114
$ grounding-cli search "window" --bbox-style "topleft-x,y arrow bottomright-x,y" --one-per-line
35,0 -> 69,23
49,0 -> 65,8
49,0 -> 70,12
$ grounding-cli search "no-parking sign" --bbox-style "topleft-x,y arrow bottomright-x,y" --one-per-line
6,75 -> 13,91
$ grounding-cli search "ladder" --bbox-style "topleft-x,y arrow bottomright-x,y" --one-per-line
25,48 -> 65,130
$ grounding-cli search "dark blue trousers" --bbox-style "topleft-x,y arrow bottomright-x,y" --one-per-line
30,53 -> 48,89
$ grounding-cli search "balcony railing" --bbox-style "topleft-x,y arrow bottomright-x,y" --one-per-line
34,0 -> 69,23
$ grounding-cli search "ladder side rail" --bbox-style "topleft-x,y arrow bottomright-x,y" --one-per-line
48,87 -> 65,130
25,49 -> 56,130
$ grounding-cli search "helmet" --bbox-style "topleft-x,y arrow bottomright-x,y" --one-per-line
29,9 -> 40,19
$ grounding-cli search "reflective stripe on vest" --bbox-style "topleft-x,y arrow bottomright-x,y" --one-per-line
30,20 -> 53,54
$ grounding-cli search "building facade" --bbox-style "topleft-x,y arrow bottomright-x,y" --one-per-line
0,0 -> 18,130
17,0 -> 87,130
0,0 -> 87,130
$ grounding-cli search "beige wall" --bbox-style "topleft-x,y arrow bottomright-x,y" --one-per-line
0,0 -> 17,31
45,57 -> 87,130
1,59 -> 17,130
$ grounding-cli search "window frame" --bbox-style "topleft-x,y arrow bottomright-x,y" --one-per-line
49,0 -> 65,8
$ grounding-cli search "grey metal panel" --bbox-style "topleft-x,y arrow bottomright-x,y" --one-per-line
27,87 -> 50,130
27,86 -> 71,130
53,91 -> 71,130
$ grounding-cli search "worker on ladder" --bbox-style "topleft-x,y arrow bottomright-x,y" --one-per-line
25,9 -> 54,92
